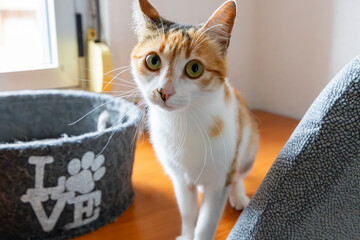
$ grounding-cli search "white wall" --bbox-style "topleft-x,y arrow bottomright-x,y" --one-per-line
329,0 -> 360,78
252,0 -> 360,119
252,0 -> 334,119
101,0 -> 360,119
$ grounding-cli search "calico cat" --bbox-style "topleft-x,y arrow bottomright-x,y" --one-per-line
131,0 -> 259,239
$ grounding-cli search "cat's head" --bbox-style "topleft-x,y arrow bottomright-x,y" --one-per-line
131,0 -> 236,111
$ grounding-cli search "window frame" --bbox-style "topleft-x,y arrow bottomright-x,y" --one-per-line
0,0 -> 80,91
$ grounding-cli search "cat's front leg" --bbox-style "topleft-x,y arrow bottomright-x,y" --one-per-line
194,184 -> 231,240
172,177 -> 198,240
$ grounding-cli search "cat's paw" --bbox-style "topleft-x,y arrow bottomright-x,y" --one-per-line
65,152 -> 106,194
229,194 -> 250,211
176,236 -> 193,240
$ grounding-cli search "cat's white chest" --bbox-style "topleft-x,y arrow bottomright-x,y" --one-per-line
148,103 -> 237,185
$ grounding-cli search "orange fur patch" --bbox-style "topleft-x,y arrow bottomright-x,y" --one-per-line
238,116 -> 259,175
197,76 -> 213,89
233,89 -> 249,109
226,132 -> 242,186
225,89 -> 246,186
226,158 -> 238,186
165,55 -> 175,82
132,54 -> 145,59
167,31 -> 189,57
159,34 -> 169,53
224,82 -> 232,106
225,88 -> 259,186
136,64 -> 147,75
209,116 -> 225,138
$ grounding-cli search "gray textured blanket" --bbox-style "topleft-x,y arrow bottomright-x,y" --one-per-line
228,57 -> 360,239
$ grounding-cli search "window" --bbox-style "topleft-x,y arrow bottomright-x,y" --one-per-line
0,0 -> 80,91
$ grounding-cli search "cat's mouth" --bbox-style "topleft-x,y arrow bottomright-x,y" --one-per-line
157,101 -> 175,111
149,98 -> 182,111
147,92 -> 189,111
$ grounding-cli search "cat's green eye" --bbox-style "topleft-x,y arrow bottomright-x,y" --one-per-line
145,53 -> 161,71
185,60 -> 204,79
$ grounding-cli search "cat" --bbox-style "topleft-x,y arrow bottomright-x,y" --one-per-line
130,0 -> 259,239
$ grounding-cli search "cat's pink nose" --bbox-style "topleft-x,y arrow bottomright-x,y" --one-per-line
157,84 -> 175,102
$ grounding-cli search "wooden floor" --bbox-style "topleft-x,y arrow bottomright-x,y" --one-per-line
75,111 -> 299,240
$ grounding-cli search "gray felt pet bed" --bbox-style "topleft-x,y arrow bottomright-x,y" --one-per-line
228,56 -> 360,239
0,90 -> 141,240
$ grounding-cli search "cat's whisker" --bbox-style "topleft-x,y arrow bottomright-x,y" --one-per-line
193,28 -> 229,53
93,112 -> 126,140
191,24 -> 223,49
149,17 -> 164,40
136,99 -> 146,108
118,89 -> 146,149
189,34 -> 197,51
113,94 -> 142,100
102,69 -> 134,83
188,109 -> 208,185
101,90 -> 138,94
96,122 -> 118,156
102,74 -> 137,86
103,66 -> 131,76
68,87 -> 140,127
173,112 -> 187,160
190,106 -> 218,177
97,95 -> 145,156
103,68 -> 132,90
119,89 -> 141,102
191,103 -> 228,176
177,113 -> 188,160
68,99 -> 116,126
78,65 -> 131,78
106,77 -> 137,86
160,17 -> 165,37
77,78 -> 136,88
94,89 -> 144,154
77,74 -> 136,86
175,113 -> 183,157
112,94 -> 142,103
111,87 -> 139,96
129,95 -> 146,140
193,37 -> 209,53
77,64 -> 129,75
109,94 -> 143,100
130,107 -> 147,151
178,113 -> 188,159
137,104 -> 147,145
129,88 -> 141,103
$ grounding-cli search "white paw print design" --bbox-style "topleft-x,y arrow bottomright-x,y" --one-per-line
65,152 -> 106,194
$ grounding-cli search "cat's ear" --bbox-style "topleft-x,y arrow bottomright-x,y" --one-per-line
132,0 -> 162,39
201,0 -> 237,49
